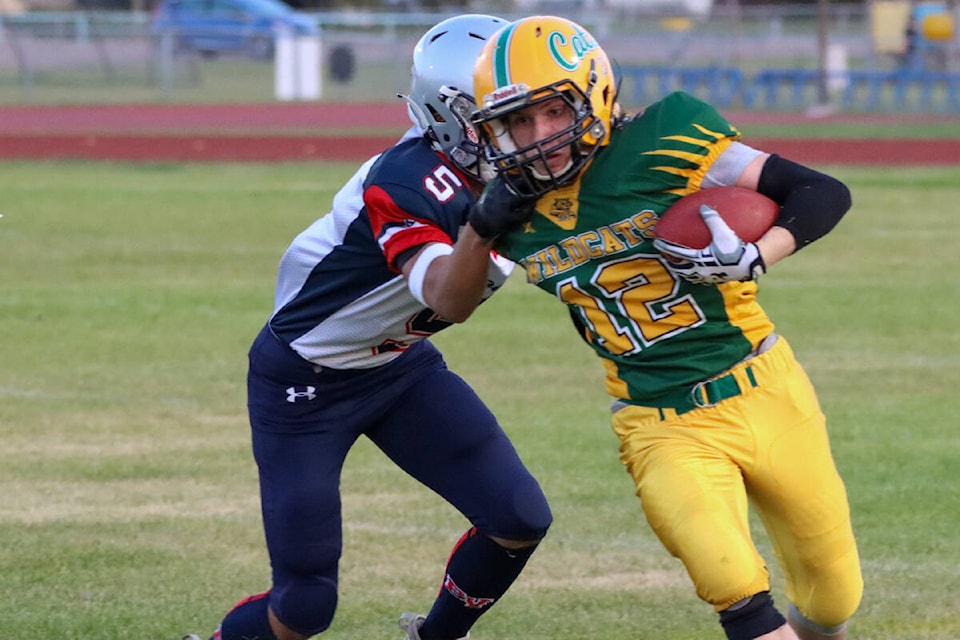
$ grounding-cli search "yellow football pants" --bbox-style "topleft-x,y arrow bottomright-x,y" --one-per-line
611,336 -> 862,627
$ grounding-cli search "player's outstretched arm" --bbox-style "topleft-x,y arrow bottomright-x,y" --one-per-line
402,177 -> 535,322
402,227 -> 496,323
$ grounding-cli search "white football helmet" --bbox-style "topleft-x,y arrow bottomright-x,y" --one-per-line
400,14 -> 509,183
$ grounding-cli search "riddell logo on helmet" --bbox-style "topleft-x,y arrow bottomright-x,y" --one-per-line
486,83 -> 527,105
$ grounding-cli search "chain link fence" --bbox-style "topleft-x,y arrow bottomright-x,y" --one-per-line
1,3 -> 959,111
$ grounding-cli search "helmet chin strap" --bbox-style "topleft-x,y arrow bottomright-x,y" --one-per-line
528,135 -> 581,184
530,157 -> 573,182
478,161 -> 497,183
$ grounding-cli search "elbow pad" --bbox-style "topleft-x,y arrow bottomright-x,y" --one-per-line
757,154 -> 852,251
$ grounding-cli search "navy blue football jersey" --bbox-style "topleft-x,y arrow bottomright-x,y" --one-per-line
269,128 -> 513,368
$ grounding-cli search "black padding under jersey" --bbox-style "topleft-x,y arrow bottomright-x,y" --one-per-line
757,154 -> 852,251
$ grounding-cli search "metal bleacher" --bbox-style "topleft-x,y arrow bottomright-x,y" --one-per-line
619,65 -> 960,113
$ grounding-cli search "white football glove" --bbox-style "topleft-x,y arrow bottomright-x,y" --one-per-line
653,204 -> 767,285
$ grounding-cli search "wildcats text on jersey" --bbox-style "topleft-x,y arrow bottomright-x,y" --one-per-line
518,209 -> 658,284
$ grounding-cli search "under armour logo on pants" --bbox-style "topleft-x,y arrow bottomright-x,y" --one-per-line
286,386 -> 317,403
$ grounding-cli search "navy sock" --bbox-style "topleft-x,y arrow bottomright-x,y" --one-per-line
216,591 -> 278,640
420,528 -> 538,640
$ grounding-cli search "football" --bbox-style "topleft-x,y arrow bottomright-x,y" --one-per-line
653,186 -> 779,249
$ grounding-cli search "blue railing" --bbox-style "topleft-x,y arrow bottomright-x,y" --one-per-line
620,65 -> 960,112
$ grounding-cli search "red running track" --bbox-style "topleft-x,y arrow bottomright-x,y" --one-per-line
1,104 -> 958,165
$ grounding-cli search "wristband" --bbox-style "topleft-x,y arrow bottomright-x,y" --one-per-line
407,242 -> 454,306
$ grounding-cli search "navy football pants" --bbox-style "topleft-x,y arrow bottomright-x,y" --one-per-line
246,326 -> 551,635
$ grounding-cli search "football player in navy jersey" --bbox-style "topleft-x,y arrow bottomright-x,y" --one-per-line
198,15 -> 549,640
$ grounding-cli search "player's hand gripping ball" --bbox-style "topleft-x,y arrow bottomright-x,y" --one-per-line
653,186 -> 778,249
653,187 -> 779,284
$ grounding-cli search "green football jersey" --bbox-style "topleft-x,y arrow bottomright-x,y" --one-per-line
495,92 -> 776,404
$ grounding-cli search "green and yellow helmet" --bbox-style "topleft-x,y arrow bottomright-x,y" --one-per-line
472,15 -> 617,196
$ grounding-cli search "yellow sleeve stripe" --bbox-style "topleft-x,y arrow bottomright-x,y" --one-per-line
692,123 -> 739,140
660,134 -> 715,146
650,165 -> 689,177
687,137 -> 733,191
642,149 -> 705,163
644,123 -> 740,190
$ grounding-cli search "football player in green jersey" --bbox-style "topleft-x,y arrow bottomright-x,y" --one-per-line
460,14 -> 864,640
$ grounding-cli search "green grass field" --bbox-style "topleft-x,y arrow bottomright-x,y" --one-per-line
1,161 -> 958,640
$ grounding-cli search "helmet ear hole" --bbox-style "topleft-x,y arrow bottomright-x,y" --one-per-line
426,104 -> 447,124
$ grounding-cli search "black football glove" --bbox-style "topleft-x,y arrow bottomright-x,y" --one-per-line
468,176 -> 537,240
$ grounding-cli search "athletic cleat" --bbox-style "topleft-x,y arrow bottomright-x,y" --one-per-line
398,613 -> 427,640
397,612 -> 470,640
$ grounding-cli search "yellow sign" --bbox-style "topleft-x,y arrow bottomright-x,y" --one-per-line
871,0 -> 911,54
922,13 -> 955,41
